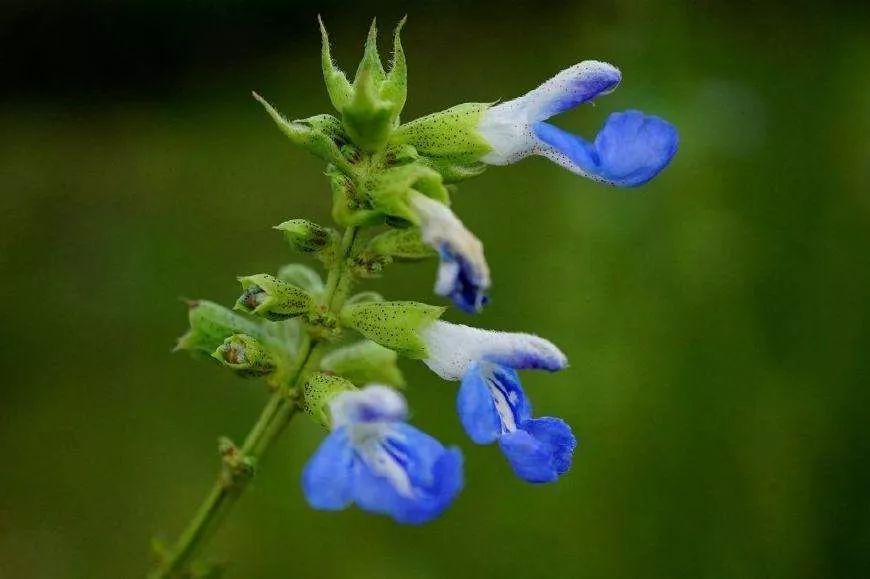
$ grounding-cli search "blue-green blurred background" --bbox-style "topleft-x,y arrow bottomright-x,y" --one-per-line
1,1 -> 868,577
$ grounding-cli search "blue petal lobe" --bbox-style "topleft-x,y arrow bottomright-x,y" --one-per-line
533,110 -> 678,187
593,110 -> 679,187
302,427 -> 355,510
522,417 -> 577,476
457,361 -> 502,444
498,417 -> 577,484
352,424 -> 464,524
499,429 -> 559,483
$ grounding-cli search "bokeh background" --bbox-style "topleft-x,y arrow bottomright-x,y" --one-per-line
1,0 -> 869,577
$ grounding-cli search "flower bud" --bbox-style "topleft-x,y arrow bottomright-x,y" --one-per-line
339,301 -> 444,358
212,334 -> 277,378
321,340 -> 405,389
175,300 -> 264,357
276,264 -> 325,296
320,17 -> 407,152
234,274 -> 314,321
252,92 -> 353,173
273,219 -> 339,261
302,373 -> 357,427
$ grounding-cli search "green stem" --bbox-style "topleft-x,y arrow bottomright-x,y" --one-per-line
150,226 -> 359,578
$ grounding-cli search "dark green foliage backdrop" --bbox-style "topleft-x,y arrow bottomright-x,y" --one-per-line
1,1 -> 868,577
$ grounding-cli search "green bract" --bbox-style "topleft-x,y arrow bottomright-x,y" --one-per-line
276,263 -> 325,296
321,340 -> 406,388
253,93 -> 353,173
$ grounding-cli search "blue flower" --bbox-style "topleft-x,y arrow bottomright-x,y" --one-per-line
458,361 -> 575,483
477,61 -> 678,187
419,321 -> 575,483
302,385 -> 464,524
410,192 -> 490,313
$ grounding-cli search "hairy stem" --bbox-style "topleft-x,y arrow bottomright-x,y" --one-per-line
150,226 -> 359,578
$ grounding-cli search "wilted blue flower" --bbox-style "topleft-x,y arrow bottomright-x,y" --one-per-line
302,384 -> 464,524
409,192 -> 490,313
477,61 -> 678,186
420,321 -> 575,482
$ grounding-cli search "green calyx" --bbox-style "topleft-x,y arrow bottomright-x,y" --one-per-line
352,227 -> 435,278
367,227 -> 435,260
321,340 -> 405,388
302,373 -> 357,427
274,219 -> 340,262
329,156 -> 451,228
253,93 -> 353,173
391,102 -> 492,182
339,300 -> 444,358
175,300 -> 265,358
320,17 -> 407,152
234,274 -> 314,321
212,334 -> 277,378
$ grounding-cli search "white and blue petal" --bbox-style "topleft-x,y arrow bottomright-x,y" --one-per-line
457,361 -> 531,443
302,385 -> 463,524
329,384 -> 407,428
301,427 -> 355,510
475,61 -> 677,186
534,110 -> 679,187
420,320 -> 568,380
352,424 -> 464,525
477,61 -> 621,165
409,192 -> 490,313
